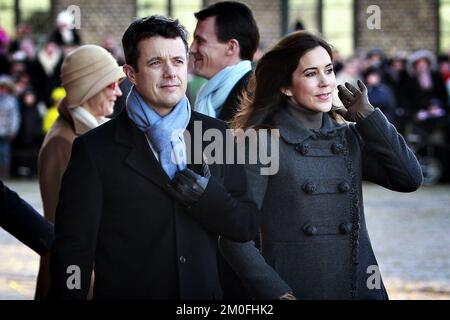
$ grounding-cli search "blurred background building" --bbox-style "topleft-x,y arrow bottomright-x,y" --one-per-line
2,0 -> 449,182
0,0 -> 449,55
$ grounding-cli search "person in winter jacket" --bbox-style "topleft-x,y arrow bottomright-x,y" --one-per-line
219,31 -> 423,300
35,44 -> 124,300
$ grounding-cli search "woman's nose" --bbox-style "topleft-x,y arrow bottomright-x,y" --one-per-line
319,73 -> 331,87
114,85 -> 122,96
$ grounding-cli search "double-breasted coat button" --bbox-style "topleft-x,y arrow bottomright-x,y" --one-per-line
331,143 -> 345,154
303,224 -> 317,236
339,222 -> 353,235
338,181 -> 350,193
179,256 -> 187,264
295,143 -> 310,155
302,181 -> 317,194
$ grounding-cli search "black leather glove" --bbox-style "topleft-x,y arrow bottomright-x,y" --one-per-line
167,163 -> 211,207
336,80 -> 375,123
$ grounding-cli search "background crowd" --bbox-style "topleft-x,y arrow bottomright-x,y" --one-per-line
1,10 -> 450,183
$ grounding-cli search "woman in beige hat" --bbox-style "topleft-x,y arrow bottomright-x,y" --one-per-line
35,44 -> 125,300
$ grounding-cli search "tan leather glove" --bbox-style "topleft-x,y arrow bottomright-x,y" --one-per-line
336,80 -> 375,123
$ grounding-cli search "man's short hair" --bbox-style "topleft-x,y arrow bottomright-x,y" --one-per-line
122,15 -> 189,71
194,1 -> 260,61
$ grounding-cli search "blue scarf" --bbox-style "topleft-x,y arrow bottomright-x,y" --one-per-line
126,86 -> 191,179
194,60 -> 252,118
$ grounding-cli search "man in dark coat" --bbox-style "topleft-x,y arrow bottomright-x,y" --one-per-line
189,1 -> 261,298
1,180 -> 54,255
27,41 -> 63,108
48,10 -> 82,47
190,1 -> 259,123
48,16 -> 258,300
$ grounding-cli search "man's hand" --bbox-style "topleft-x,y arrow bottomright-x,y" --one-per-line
336,80 -> 375,123
167,163 -> 211,207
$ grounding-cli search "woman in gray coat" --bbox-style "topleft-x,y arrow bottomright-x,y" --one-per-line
219,31 -> 423,300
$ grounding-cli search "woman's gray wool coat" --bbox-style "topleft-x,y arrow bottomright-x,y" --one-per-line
219,107 -> 423,300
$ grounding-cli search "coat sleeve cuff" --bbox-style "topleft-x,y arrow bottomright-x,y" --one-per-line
354,108 -> 387,139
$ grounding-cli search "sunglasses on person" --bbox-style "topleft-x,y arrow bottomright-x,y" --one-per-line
106,81 -> 120,90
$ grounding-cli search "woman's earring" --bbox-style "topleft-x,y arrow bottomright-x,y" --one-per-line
282,89 -> 292,97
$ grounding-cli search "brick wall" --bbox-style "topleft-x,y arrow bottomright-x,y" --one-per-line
52,0 -> 136,46
203,0 -> 283,50
355,0 -> 439,54
50,0 -> 440,56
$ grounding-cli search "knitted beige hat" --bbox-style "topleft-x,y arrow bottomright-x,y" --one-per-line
60,44 -> 125,108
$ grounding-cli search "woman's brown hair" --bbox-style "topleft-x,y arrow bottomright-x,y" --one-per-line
232,31 -> 343,130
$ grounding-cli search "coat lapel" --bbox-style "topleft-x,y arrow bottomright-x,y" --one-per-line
114,109 -> 212,186
114,111 -> 171,189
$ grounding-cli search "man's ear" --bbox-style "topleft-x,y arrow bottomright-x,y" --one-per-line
225,39 -> 240,56
123,64 -> 137,85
